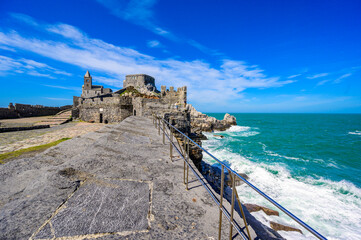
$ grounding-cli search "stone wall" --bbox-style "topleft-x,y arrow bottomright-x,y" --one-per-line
0,103 -> 71,119
123,74 -> 155,89
0,108 -> 18,119
74,95 -> 133,123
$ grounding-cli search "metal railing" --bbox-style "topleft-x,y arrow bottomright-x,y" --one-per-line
153,115 -> 327,240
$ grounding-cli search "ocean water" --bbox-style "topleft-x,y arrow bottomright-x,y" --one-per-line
202,113 -> 361,240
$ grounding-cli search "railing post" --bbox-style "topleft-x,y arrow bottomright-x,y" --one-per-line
170,127 -> 173,161
158,118 -> 160,135
229,172 -> 235,240
186,137 -> 189,191
183,136 -> 186,185
162,120 -> 165,144
234,181 -> 252,240
218,165 -> 225,240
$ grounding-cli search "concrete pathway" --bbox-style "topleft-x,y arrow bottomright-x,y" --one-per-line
0,116 -> 247,240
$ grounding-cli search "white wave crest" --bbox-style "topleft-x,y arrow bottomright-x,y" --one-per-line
227,125 -> 251,132
348,130 -> 361,136
224,125 -> 260,137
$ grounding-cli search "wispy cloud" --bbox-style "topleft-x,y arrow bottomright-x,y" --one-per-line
307,73 -> 329,79
0,55 -> 72,78
334,73 -> 351,83
316,73 -> 352,87
147,40 -> 162,48
287,74 -> 301,79
95,0 -> 223,56
44,97 -> 72,101
96,0 -> 178,41
316,79 -> 330,86
10,12 -> 39,27
0,14 -> 294,106
43,84 -> 81,91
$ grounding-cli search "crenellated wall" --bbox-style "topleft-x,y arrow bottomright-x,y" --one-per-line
160,85 -> 187,109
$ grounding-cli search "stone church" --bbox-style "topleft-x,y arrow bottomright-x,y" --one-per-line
82,71 -> 112,98
72,71 -> 187,123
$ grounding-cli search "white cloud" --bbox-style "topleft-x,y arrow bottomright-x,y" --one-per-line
0,54 -> 72,78
95,0 -> 178,40
316,79 -> 330,86
44,97 -> 72,101
0,16 -> 294,106
43,84 -> 81,91
95,0 -> 222,55
147,40 -> 161,48
10,13 -> 39,27
334,73 -> 352,83
316,73 -> 352,86
307,73 -> 329,79
287,74 -> 301,79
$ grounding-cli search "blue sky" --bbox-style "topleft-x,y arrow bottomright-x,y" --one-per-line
0,0 -> 360,113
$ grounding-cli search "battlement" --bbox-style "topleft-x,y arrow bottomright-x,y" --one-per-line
160,85 -> 187,109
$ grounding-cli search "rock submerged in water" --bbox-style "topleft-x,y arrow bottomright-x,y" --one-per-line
213,134 -> 225,138
244,203 -> 280,216
270,221 -> 303,234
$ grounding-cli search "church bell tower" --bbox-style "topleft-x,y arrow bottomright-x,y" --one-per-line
84,70 -> 92,90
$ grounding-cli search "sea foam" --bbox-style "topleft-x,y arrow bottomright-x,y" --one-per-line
223,125 -> 260,137
348,130 -> 361,136
202,135 -> 361,240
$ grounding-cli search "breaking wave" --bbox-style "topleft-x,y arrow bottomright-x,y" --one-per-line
223,125 -> 260,137
202,136 -> 361,240
348,130 -> 361,136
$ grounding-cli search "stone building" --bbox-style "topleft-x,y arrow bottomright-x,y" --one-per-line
82,71 -> 112,98
72,71 -> 187,123
123,74 -> 156,91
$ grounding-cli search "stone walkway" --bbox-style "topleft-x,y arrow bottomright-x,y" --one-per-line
0,116 -> 254,239
0,122 -> 104,154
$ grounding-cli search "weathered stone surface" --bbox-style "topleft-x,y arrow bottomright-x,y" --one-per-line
34,179 -> 150,239
244,203 -> 280,216
0,116 -> 255,240
270,221 -> 303,234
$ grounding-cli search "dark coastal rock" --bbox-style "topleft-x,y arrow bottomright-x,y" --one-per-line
214,134 -> 225,138
270,221 -> 303,234
244,203 -> 280,216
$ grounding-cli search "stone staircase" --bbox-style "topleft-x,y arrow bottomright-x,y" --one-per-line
34,109 -> 72,127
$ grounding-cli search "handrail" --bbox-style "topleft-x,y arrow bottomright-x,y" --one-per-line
155,116 -> 249,239
157,115 -> 327,240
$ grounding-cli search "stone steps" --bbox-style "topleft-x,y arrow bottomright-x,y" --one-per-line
34,110 -> 72,126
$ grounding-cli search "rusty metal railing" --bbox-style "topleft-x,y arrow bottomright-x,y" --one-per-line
153,115 -> 327,240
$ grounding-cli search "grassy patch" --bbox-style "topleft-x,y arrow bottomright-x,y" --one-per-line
0,138 -> 71,164
119,86 -> 140,96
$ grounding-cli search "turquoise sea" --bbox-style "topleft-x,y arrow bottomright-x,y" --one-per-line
203,113 -> 361,240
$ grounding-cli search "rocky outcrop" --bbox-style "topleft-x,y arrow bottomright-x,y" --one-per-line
244,204 -> 280,216
270,221 -> 303,234
187,104 -> 237,132
223,113 -> 237,125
